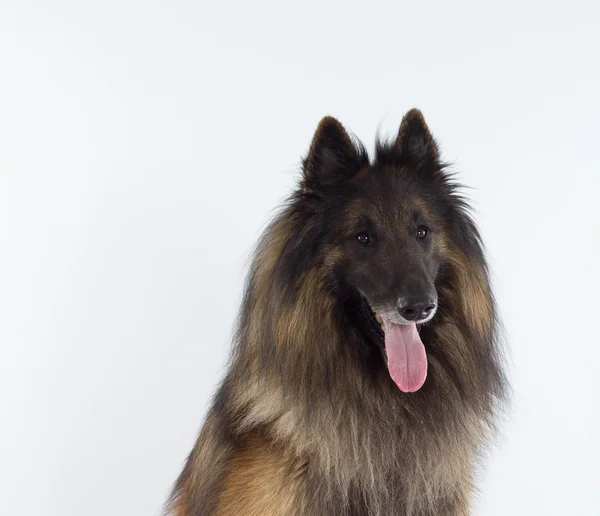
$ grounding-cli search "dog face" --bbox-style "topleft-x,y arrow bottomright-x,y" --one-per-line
302,110 -> 453,331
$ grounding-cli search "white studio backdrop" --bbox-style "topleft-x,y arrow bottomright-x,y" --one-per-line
1,1 -> 599,515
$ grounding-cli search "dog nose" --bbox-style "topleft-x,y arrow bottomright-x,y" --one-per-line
398,299 -> 436,322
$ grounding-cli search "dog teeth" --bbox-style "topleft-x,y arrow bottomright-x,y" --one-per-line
375,314 -> 382,324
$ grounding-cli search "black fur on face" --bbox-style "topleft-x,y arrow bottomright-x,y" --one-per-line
280,110 -> 471,349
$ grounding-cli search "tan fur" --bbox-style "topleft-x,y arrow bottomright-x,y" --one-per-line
215,434 -> 303,516
447,248 -> 494,339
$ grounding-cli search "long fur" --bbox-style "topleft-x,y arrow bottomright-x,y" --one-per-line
166,110 -> 508,516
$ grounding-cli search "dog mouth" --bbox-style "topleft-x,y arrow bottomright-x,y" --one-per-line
378,316 -> 428,393
363,301 -> 430,393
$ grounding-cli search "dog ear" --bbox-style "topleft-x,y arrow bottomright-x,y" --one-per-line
394,109 -> 439,164
303,116 -> 359,188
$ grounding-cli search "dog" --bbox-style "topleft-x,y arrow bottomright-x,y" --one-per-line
166,109 -> 507,515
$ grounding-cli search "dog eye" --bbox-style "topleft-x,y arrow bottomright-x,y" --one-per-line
356,232 -> 371,245
416,226 -> 428,239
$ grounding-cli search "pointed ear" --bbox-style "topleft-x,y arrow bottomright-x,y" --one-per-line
394,109 -> 439,164
303,116 -> 360,187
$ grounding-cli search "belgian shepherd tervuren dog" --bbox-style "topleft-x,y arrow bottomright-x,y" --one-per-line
167,109 -> 507,515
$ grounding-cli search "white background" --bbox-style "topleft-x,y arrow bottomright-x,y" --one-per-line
1,1 -> 599,515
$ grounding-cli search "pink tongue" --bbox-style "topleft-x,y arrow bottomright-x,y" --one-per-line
381,320 -> 428,393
